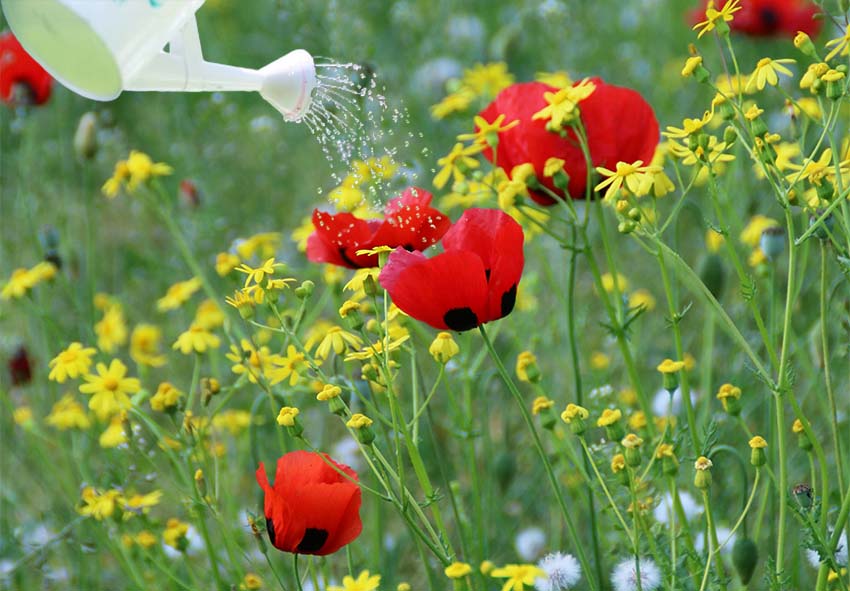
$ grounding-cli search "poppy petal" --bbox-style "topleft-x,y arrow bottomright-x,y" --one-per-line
380,248 -> 489,331
370,188 -> 450,252
441,209 -> 524,321
307,210 -> 376,268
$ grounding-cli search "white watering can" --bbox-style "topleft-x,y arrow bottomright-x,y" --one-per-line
0,0 -> 317,121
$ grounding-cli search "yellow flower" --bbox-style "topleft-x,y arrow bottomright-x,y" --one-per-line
825,28 -> 850,62
681,55 -> 703,77
125,150 -> 173,191
656,442 -> 675,459
157,277 -> 202,311
429,332 -> 459,364
136,531 -> 158,548
235,232 -> 282,260
792,418 -> 805,434
1,268 -> 33,300
347,413 -> 373,429
480,560 -> 496,575
13,406 -> 32,426
445,562 -> 473,578
693,0 -> 742,38
242,573 -> 263,590
749,435 -> 768,449
79,487 -> 123,520
657,359 -> 685,373
600,273 -> 629,294
345,335 -> 409,361
799,62 -> 829,91
163,518 -> 190,550
532,396 -> 554,415
102,160 -> 130,197
215,252 -> 241,276
462,62 -> 514,98
434,143 -> 484,189
328,570 -> 381,591
597,408 -> 622,427
267,345 -> 308,386
515,351 -> 539,383
490,564 -> 546,591
79,359 -> 140,421
276,406 -> 300,427
663,111 -> 713,139
95,305 -> 128,354
235,257 -> 285,288
532,78 -> 595,130
611,454 -> 626,473
194,299 -> 224,330
543,157 -> 566,177
172,324 -> 221,355
309,326 -> 363,360
317,384 -> 342,401
695,456 -> 713,471
150,382 -> 183,412
747,58 -> 795,91
595,160 -> 652,200
629,411 -> 647,430
212,410 -> 252,436
45,394 -> 91,430
561,403 -> 589,423
430,89 -> 475,119
99,413 -> 128,448
458,114 -> 519,146
226,289 -> 257,316
130,324 -> 167,367
226,339 -> 282,383
48,342 -> 97,382
706,229 -> 725,252
621,433 -> 644,448
785,149 -> 850,187
740,215 -> 779,247
628,289 -> 656,311
535,70 -> 573,88
590,351 -> 610,370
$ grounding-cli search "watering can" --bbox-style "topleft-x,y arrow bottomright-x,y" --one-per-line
0,0 -> 317,120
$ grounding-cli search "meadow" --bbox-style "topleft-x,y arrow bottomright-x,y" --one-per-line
1,1 -> 849,590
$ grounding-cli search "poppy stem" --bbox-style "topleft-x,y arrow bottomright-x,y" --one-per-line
292,553 -> 304,591
478,324 -> 599,591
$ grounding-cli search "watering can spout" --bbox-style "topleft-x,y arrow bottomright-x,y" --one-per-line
259,49 -> 317,122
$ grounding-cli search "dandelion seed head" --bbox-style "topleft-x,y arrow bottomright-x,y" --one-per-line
535,552 -> 581,590
611,558 -> 661,591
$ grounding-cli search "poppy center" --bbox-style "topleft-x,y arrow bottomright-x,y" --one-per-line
296,528 -> 329,553
500,284 -> 518,317
443,308 -> 479,332
758,8 -> 779,31
265,515 -> 276,547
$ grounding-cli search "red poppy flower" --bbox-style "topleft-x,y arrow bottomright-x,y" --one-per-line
306,187 -> 451,268
256,450 -> 362,555
0,32 -> 53,106
379,208 -> 524,332
478,80 -> 659,204
9,345 -> 32,386
688,0 -> 822,38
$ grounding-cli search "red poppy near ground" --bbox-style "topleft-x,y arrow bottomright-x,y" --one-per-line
256,451 -> 362,555
307,187 -> 451,268
379,208 -> 524,332
478,79 -> 658,204
9,345 -> 32,386
688,0 -> 822,38
0,32 -> 53,106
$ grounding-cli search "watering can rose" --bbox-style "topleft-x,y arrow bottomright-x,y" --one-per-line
379,208 -> 524,332
256,451 -> 362,555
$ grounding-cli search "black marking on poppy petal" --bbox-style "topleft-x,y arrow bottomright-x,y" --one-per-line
296,528 -> 329,553
403,243 -> 415,252
338,247 -> 359,268
265,516 -> 276,547
759,8 -> 779,31
484,269 -> 491,282
500,284 -> 517,317
444,308 -> 479,332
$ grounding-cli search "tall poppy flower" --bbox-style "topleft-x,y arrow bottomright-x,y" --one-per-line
9,345 -> 32,386
478,80 -> 658,204
689,0 -> 822,38
256,451 -> 362,555
379,208 -> 524,332
307,187 -> 451,268
0,32 -> 53,106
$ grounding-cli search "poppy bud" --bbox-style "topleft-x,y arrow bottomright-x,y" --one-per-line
73,112 -> 99,160
9,345 -> 32,386
493,451 -> 516,493
256,451 -> 362,555
760,226 -> 785,261
732,537 -> 759,584
698,254 -> 725,299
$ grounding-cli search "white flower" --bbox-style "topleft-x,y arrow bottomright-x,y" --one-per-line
611,558 -> 662,591
516,527 -> 547,561
652,491 -> 702,525
535,552 -> 582,590
652,387 -> 697,417
695,526 -> 736,555
806,530 -> 848,568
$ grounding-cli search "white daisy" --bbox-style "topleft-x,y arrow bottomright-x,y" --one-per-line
516,527 -> 547,561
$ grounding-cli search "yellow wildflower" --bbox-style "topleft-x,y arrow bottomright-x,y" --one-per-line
157,277 -> 202,312
46,394 -> 91,430
595,160 -> 652,200
150,382 -> 183,413
490,564 -> 546,591
125,150 -> 173,191
267,345 -> 309,386
445,562 -> 473,579
95,305 -> 128,354
434,143 -> 484,189
99,413 -> 128,448
693,0 -> 742,38
429,332 -> 459,364
172,324 -> 221,355
79,487 -> 123,520
78,359 -> 140,421
129,324 -> 167,367
48,342 -> 97,383
532,78 -> 595,130
747,58 -> 795,91
328,570 -> 381,591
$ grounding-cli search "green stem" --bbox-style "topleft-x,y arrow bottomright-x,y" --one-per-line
479,324 -> 598,591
